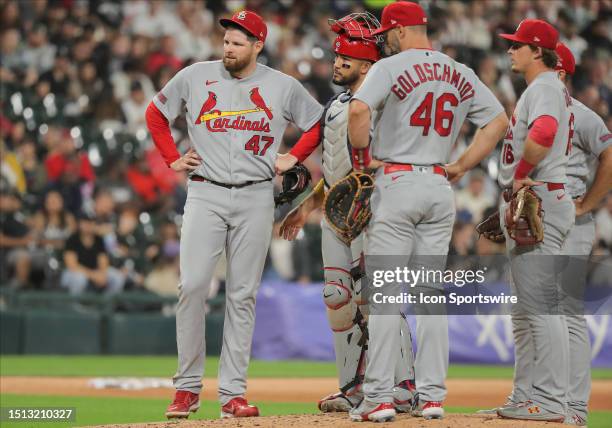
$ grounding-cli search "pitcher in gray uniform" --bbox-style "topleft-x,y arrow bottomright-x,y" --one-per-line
347,2 -> 508,422
276,13 -> 416,415
145,10 -> 322,419
493,20 -> 575,423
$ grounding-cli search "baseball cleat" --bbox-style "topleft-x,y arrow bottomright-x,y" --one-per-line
165,390 -> 200,419
476,400 -> 521,415
496,400 -> 565,422
318,392 -> 355,412
220,397 -> 260,418
392,379 -> 416,413
349,400 -> 396,422
411,400 -> 444,419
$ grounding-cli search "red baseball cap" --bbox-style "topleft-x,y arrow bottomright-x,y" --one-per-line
555,42 -> 576,75
220,10 -> 267,43
334,33 -> 380,62
499,19 -> 559,50
372,1 -> 428,35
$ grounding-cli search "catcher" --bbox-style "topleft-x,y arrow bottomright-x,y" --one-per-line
274,13 -> 416,413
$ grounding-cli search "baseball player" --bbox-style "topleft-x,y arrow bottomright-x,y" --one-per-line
557,43 -> 612,426
145,10 -> 323,419
276,13 -> 416,414
481,42 -> 612,425
490,20 -> 575,423
347,2 -> 508,422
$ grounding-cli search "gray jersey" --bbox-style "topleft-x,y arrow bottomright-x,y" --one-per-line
353,49 -> 503,164
566,97 -> 612,197
153,61 -> 322,183
498,71 -> 572,188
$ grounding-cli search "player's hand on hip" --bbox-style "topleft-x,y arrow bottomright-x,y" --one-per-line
275,153 -> 298,175
512,177 -> 543,194
279,206 -> 307,240
443,162 -> 465,184
171,148 -> 202,172
574,197 -> 588,217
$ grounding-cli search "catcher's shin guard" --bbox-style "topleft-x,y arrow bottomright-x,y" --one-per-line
323,265 -> 367,400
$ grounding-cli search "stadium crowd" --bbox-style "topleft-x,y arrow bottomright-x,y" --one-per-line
1,0 -> 611,293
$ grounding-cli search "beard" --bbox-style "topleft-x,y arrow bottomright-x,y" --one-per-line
383,42 -> 400,57
223,55 -> 251,73
332,71 -> 360,87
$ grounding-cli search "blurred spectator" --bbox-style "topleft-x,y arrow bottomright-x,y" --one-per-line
93,188 -> 118,252
31,190 -> 76,254
1,28 -> 23,71
0,140 -> 26,194
455,170 -> 495,223
114,204 -> 149,289
144,221 -> 180,296
16,141 -> 46,196
45,133 -> 95,184
121,81 -> 149,135
126,156 -> 162,206
21,23 -> 56,74
146,34 -> 183,76
0,189 -> 33,288
60,212 -> 125,295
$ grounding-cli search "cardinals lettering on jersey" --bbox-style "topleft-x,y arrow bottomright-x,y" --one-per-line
194,87 -> 274,133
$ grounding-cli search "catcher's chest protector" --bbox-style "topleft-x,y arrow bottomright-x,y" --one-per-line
322,94 -> 353,185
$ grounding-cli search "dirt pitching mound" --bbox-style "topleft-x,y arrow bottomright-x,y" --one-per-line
88,413 -> 565,428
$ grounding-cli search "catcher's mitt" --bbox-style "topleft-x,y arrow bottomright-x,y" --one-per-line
324,172 -> 374,246
504,187 -> 544,246
275,164 -> 311,207
476,211 -> 505,243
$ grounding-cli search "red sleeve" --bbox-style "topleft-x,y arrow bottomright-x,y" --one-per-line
145,101 -> 180,167
528,115 -> 558,148
289,122 -> 322,163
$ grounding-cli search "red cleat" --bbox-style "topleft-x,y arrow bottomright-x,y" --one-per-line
165,390 -> 200,419
221,397 -> 260,418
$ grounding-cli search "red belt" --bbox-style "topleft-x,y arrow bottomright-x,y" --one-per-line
383,163 -> 447,177
503,183 -> 564,202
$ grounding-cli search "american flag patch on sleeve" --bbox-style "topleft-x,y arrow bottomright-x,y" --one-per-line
157,92 -> 168,105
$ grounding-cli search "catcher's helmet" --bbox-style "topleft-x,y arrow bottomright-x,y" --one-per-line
329,12 -> 381,62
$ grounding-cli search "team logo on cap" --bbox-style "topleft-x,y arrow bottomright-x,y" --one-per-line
390,19 -> 397,24
335,41 -> 340,48
237,11 -> 247,20
534,36 -> 540,42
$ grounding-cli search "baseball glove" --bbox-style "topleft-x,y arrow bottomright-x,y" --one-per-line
275,163 -> 311,207
504,187 -> 544,246
324,171 -> 374,246
476,211 -> 505,243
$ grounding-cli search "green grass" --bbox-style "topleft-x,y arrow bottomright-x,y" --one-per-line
1,395 -> 611,428
0,356 -> 336,378
0,394 -> 318,427
2,356 -> 612,379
